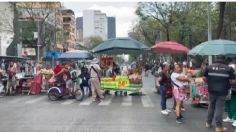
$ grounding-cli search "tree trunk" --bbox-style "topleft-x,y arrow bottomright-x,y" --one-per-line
166,27 -> 170,41
6,2 -> 20,56
216,2 -> 226,39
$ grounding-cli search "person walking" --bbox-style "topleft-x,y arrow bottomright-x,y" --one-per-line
204,57 -> 236,132
171,64 -> 189,123
158,62 -> 171,115
89,58 -> 104,102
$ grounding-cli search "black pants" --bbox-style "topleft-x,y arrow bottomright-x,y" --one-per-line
80,83 -> 92,95
207,93 -> 226,127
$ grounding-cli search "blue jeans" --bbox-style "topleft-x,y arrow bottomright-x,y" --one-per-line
160,85 -> 167,110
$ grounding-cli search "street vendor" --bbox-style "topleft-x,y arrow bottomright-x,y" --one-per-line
53,61 -> 64,82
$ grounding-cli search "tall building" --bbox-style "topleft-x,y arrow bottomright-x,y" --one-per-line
107,17 -> 116,39
61,9 -> 76,51
83,10 -> 108,41
76,17 -> 83,43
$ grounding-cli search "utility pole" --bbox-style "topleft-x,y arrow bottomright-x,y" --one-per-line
37,20 -> 40,63
208,2 -> 213,64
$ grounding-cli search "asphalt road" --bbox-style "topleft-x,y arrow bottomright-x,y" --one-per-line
0,75 -> 235,132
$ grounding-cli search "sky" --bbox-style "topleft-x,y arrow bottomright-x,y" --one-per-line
63,2 -> 138,37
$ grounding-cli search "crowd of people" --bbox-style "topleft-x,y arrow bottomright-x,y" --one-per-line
156,56 -> 236,132
1,56 -> 236,132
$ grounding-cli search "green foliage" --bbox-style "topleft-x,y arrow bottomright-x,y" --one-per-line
83,36 -> 104,49
131,2 -> 236,49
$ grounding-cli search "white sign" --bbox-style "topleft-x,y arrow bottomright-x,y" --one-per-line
22,48 -> 36,56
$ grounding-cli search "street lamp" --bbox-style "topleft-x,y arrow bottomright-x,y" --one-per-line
207,2 -> 213,64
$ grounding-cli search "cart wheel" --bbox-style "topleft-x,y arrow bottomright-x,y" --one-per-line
115,91 -> 118,96
48,89 -> 60,101
75,89 -> 84,101
124,92 -> 127,96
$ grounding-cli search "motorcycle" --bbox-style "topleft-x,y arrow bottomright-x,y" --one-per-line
48,70 -> 84,101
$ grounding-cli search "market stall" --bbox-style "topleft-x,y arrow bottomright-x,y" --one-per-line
188,39 -> 236,105
92,37 -> 149,95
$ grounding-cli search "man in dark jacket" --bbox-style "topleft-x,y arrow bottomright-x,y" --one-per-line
204,56 -> 236,132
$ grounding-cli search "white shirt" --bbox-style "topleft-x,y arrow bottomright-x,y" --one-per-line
89,63 -> 101,78
171,72 -> 185,88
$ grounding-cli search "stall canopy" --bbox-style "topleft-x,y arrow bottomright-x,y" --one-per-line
59,50 -> 94,60
92,37 -> 149,55
151,41 -> 189,54
188,39 -> 236,56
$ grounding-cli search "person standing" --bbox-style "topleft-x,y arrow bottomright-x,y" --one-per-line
223,63 -> 236,127
204,57 -> 236,132
158,62 -> 171,115
7,62 -> 17,95
171,64 -> 189,123
30,65 -> 42,95
89,58 -> 104,101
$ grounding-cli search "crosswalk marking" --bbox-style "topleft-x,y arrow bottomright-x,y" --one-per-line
79,97 -> 93,106
8,96 -> 33,104
98,95 -> 114,106
121,96 -> 132,106
25,96 -> 46,104
61,100 -> 76,105
3,94 -> 157,108
141,95 -> 154,107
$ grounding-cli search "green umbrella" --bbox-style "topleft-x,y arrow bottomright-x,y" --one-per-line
92,37 -> 149,55
188,39 -> 236,56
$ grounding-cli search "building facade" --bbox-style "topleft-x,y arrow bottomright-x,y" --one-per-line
83,10 -> 108,41
8,2 -> 64,59
61,9 -> 76,51
107,17 -> 116,39
76,17 -> 83,44
0,2 -> 14,56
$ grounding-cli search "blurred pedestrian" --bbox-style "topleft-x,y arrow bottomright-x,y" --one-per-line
204,56 -> 236,132
89,58 -> 104,101
171,64 -> 189,123
158,62 -> 171,115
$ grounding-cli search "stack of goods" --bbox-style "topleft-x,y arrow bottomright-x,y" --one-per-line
101,78 -> 118,89
191,77 -> 208,104
41,69 -> 54,79
128,73 -> 142,88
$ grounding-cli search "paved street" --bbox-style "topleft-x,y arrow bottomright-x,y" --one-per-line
0,75 -> 234,132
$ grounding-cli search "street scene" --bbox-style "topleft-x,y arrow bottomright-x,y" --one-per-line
0,1 -> 236,132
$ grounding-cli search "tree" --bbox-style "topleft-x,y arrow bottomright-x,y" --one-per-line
216,2 -> 226,39
6,2 -> 20,56
83,36 -> 104,50
136,2 -> 190,41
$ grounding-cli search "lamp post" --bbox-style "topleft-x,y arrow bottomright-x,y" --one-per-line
37,20 -> 40,63
208,2 -> 213,64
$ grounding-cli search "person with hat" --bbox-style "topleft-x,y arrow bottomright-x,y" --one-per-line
204,56 -> 236,132
89,58 -> 104,101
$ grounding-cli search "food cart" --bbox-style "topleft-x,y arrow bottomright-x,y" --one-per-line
92,38 -> 149,96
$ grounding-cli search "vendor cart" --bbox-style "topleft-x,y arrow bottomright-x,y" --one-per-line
190,77 -> 208,105
101,76 -> 142,96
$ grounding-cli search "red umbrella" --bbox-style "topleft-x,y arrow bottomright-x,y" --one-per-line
151,41 -> 189,54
